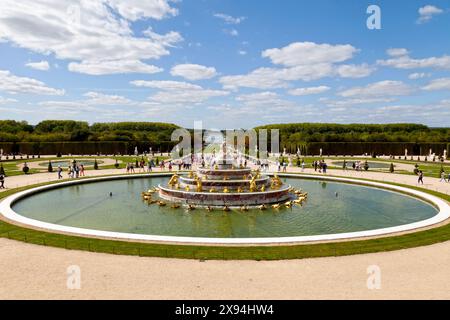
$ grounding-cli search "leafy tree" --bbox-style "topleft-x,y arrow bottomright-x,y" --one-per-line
48,161 -> 53,172
389,163 -> 394,173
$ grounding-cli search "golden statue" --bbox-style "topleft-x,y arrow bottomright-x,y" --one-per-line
260,185 -> 265,192
249,174 -> 257,192
223,187 -> 230,193
237,186 -> 243,193
188,171 -> 194,178
168,173 -> 179,187
270,174 -> 283,189
195,176 -> 203,192
209,188 -> 216,193
185,185 -> 190,191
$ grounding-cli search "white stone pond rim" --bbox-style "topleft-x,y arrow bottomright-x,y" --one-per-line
0,173 -> 449,245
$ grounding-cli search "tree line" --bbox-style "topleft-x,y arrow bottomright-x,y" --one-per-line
255,123 -> 450,143
1,121 -> 449,145
0,120 -> 180,144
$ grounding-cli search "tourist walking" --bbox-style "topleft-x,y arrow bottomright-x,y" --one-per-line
0,173 -> 5,189
301,160 -> 305,172
440,171 -> 446,182
147,160 -> 152,172
57,165 -> 63,179
418,170 -> 424,185
79,164 -> 85,177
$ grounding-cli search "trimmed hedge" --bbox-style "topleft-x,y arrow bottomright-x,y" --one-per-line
0,141 -> 177,155
281,142 -> 448,156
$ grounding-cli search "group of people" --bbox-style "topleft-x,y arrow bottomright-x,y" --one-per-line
343,161 -> 367,171
276,160 -> 288,172
313,160 -> 328,173
64,163 -> 85,179
126,158 -> 156,173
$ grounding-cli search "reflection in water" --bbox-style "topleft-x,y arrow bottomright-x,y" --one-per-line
12,177 -> 438,238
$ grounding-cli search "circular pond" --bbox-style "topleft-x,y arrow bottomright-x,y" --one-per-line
38,160 -> 103,167
8,175 -> 439,240
332,161 -> 392,169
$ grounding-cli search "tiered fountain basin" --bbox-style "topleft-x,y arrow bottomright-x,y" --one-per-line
1,173 -> 449,244
159,184 -> 292,207
157,159 -> 294,207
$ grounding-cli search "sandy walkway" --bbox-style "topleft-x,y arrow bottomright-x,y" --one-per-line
1,164 -> 450,299
1,238 -> 449,299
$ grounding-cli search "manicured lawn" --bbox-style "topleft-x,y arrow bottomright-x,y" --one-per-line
0,155 -> 169,176
0,176 -> 449,260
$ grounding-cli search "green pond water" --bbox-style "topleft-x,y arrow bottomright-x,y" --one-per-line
332,161 -> 392,169
12,177 -> 437,238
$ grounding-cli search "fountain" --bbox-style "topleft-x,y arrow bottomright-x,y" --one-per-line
146,143 -> 303,209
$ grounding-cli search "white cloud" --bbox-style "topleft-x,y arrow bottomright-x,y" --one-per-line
68,60 -> 163,75
25,60 -> 50,71
220,64 -> 339,90
224,29 -> 239,36
0,96 -> 18,104
387,48 -> 409,57
142,27 -> 183,47
0,69 -> 64,95
130,80 -> 202,90
409,72 -> 430,80
0,0 -> 181,75
262,42 -> 357,67
220,42 -> 372,90
417,5 -> 443,24
82,91 -> 133,105
288,86 -> 330,96
150,89 -> 229,104
336,64 -> 375,78
323,97 -> 396,107
238,50 -> 247,55
170,64 -> 217,80
339,80 -> 413,98
39,91 -> 133,108
220,68 -> 289,90
106,0 -> 178,21
213,13 -> 245,24
422,78 -> 450,91
377,53 -> 450,70
236,91 -> 279,101
131,80 -> 229,104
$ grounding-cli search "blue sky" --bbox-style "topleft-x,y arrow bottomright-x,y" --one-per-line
0,0 -> 449,128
